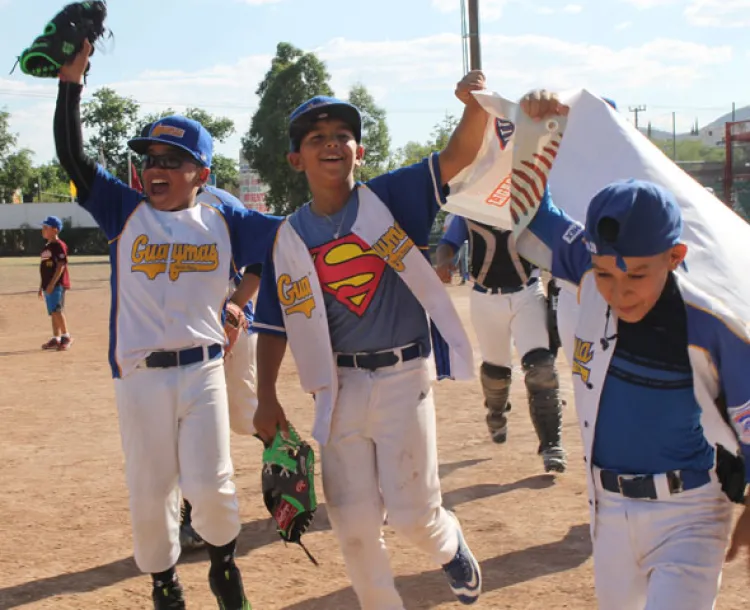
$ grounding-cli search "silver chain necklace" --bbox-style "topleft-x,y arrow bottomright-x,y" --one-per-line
314,201 -> 351,239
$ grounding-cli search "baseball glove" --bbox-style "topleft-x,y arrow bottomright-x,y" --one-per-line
15,1 -> 109,79
262,425 -> 319,565
223,300 -> 248,356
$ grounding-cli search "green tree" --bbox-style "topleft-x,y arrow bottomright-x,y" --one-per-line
242,42 -> 334,215
0,149 -> 35,200
392,114 -> 458,167
81,87 -> 140,181
651,138 -> 725,163
347,83 -> 391,181
32,160 -> 73,201
211,154 -> 239,191
0,110 -> 17,163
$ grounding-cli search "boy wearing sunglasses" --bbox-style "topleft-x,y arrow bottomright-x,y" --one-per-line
53,40 -> 279,610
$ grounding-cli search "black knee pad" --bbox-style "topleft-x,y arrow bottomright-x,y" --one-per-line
480,362 -> 512,381
521,348 -> 556,370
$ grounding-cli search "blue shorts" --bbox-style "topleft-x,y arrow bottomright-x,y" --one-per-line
44,285 -> 66,315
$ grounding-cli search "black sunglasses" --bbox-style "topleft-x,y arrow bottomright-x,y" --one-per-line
142,152 -> 197,170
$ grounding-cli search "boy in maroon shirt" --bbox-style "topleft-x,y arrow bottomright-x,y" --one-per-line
39,216 -> 72,350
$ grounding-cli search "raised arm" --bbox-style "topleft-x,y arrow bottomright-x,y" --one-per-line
438,70 -> 489,185
55,40 -> 96,203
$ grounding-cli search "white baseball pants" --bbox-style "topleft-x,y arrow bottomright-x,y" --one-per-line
469,280 -> 550,367
114,357 -> 241,574
224,331 -> 258,436
592,479 -> 733,610
321,357 -> 460,610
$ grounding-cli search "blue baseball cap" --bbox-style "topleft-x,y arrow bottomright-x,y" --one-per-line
288,96 -> 362,152
128,116 -> 213,167
584,179 -> 683,271
602,97 -> 617,110
41,216 -> 63,231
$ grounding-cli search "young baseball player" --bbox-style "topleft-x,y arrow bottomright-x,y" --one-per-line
38,215 -> 73,351
252,72 -> 488,608
54,41 -> 279,610
515,89 -> 750,610
179,189 -> 263,553
436,218 -> 566,473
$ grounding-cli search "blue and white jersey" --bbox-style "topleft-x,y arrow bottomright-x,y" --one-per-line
198,187 -> 262,333
520,190 -> 750,490
80,166 -> 280,378
254,154 -> 446,354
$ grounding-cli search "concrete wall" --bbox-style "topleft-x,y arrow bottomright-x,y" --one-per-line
0,203 -> 97,230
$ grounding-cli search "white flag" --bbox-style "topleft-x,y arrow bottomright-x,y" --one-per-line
446,88 -> 750,324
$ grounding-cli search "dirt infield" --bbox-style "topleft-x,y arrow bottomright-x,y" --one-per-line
0,256 -> 746,609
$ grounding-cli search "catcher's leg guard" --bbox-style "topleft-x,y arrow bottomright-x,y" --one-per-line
481,362 -> 512,444
522,348 -> 567,473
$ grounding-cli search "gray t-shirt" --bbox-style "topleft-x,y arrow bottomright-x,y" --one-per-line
289,190 -> 431,355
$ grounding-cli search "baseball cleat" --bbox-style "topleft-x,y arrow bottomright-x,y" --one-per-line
541,446 -> 567,473
42,337 -> 60,350
179,521 -> 205,551
442,513 -> 482,605
152,576 -> 186,609
209,564 -> 252,610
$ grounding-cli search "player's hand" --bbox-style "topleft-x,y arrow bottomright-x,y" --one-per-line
436,262 -> 455,284
455,70 -> 486,106
726,504 -> 750,574
520,89 -> 569,122
45,285 -> 55,295
37,289 -> 43,300
59,39 -> 92,85
253,396 -> 290,444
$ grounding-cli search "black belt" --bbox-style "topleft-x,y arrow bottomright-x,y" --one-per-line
336,343 -> 423,371
599,468 -> 711,500
473,276 -> 538,295
144,343 -> 223,369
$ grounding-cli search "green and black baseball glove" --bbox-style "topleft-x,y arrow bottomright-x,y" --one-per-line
14,1 -> 109,79
261,425 -> 319,565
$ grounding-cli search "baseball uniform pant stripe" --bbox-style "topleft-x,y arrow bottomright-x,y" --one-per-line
592,479 -> 732,610
321,357 -> 459,610
114,357 -> 240,574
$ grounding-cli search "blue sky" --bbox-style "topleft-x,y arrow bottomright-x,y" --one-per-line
1,0 -> 748,165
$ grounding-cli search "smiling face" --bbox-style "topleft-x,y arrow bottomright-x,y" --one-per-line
142,143 -> 210,211
591,243 -> 687,322
287,118 -> 364,189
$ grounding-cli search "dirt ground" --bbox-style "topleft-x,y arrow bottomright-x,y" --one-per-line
0,256 -> 747,610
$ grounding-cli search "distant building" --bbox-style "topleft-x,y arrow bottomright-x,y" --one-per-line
238,153 -> 269,213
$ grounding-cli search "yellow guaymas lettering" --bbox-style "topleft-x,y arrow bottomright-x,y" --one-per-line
277,274 -> 316,318
371,224 -> 414,272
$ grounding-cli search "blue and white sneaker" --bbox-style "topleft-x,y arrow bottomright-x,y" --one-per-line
442,513 -> 482,604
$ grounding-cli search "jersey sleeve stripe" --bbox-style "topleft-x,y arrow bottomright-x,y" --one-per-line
252,322 -> 287,335
428,152 -> 447,208
108,200 -> 146,245
201,203 -> 238,277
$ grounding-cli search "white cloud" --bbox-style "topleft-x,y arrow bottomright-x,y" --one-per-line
563,4 -> 584,13
620,0 -> 677,8
236,0 -> 282,4
7,33 -> 733,164
616,20 -> 634,29
685,0 -> 750,27
534,6 -> 556,14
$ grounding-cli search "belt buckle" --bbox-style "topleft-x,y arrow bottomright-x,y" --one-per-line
667,471 -> 684,494
616,475 -> 626,494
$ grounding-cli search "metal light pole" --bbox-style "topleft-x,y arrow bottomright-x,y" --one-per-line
467,0 -> 481,70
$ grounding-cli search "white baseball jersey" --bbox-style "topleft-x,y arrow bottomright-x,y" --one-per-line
80,166 -> 279,378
